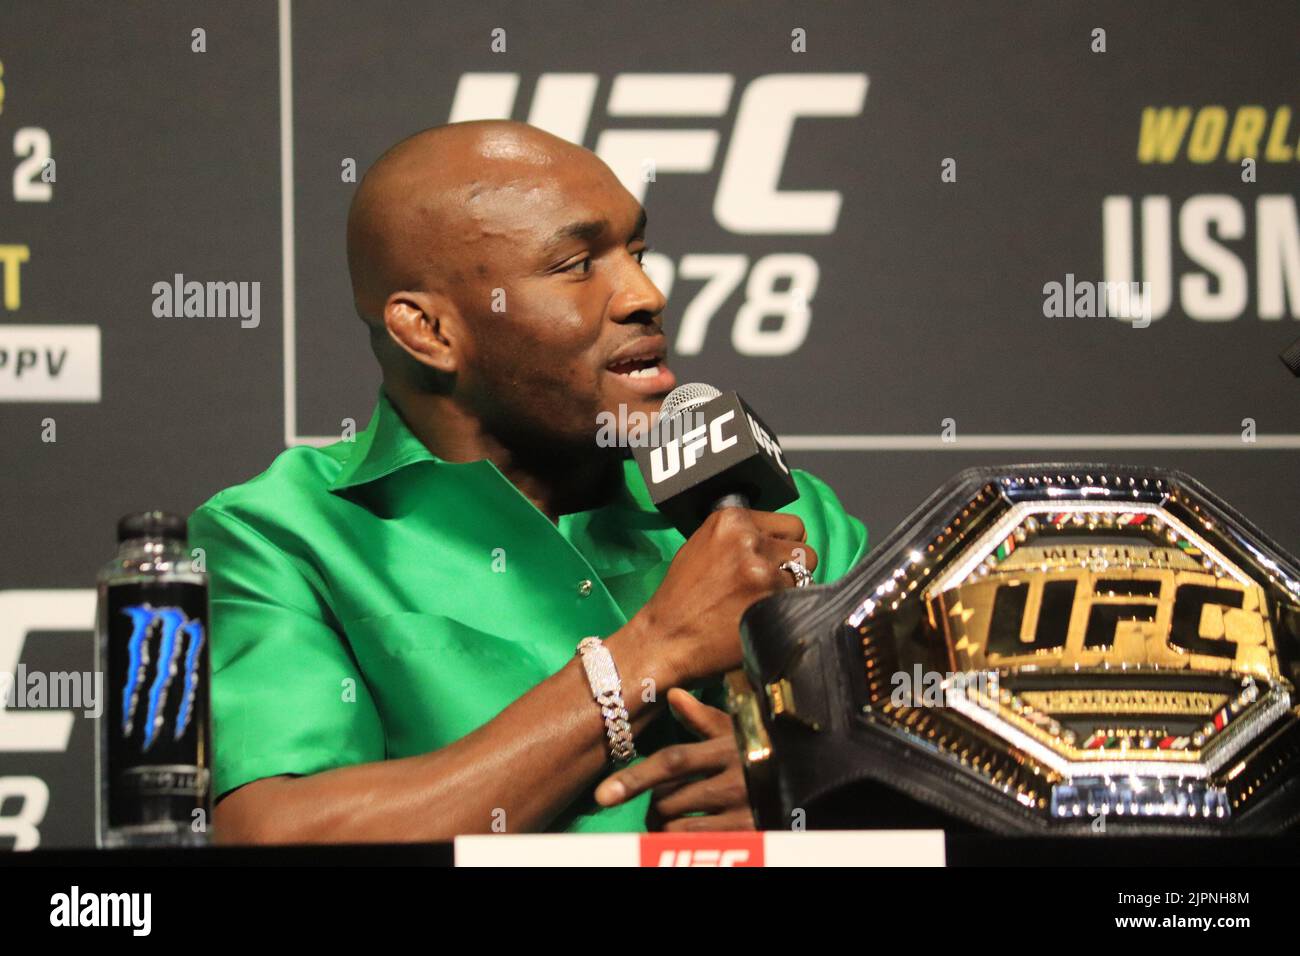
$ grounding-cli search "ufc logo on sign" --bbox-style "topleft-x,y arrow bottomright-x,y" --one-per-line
658,849 -> 752,866
449,72 -> 868,234
640,832 -> 764,867
0,589 -> 95,849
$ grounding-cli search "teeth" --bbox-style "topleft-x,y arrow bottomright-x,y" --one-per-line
611,362 -> 660,377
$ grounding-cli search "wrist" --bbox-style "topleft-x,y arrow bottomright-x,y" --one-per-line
605,614 -> 684,705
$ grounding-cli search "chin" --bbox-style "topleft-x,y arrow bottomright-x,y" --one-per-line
591,395 -> 665,451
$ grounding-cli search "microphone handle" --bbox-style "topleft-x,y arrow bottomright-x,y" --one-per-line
712,492 -> 750,511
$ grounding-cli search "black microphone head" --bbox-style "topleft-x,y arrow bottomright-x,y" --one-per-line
1281,336 -> 1300,378
632,384 -> 799,537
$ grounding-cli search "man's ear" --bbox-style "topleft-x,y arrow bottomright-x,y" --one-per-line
382,291 -> 462,373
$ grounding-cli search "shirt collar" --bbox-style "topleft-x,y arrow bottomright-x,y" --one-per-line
327,387 -> 441,492
328,387 -> 658,514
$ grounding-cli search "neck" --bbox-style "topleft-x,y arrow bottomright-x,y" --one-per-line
500,446 -> 625,523
388,386 -> 623,523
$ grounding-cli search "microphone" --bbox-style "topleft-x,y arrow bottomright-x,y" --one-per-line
630,382 -> 799,537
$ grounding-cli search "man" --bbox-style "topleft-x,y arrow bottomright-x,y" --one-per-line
188,120 -> 868,842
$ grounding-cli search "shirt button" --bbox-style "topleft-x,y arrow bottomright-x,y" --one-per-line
577,579 -> 593,597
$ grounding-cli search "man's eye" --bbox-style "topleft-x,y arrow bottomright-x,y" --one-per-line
634,245 -> 652,266
560,257 -> 591,275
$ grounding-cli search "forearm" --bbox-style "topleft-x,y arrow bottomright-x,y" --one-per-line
214,621 -> 673,843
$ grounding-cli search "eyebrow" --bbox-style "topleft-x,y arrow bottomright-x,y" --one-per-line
543,207 -> 648,254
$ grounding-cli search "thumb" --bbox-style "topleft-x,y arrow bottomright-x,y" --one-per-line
667,687 -> 732,740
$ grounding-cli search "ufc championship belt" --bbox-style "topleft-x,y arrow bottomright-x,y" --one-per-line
728,465 -> 1300,834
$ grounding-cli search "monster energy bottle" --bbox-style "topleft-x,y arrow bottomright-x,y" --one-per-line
95,511 -> 211,848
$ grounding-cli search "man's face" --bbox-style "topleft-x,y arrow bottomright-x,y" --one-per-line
444,148 -> 675,451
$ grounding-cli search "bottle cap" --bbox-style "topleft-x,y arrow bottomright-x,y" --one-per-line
116,510 -> 188,544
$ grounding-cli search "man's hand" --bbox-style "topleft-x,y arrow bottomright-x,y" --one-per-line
617,508 -> 817,689
593,688 -> 754,832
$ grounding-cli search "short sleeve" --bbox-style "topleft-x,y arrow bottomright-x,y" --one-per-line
786,469 -> 869,585
188,504 -> 386,799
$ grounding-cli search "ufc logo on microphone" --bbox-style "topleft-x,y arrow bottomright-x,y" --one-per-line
448,72 -> 867,234
648,408 -> 789,483
649,410 -> 739,483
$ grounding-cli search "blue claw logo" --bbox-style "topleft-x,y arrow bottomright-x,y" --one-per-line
121,604 -> 205,751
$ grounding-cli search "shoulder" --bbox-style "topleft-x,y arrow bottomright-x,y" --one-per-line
189,441 -> 350,542
191,442 -> 345,522
789,468 -> 841,504
187,443 -> 357,612
781,468 -> 854,526
778,468 -> 870,583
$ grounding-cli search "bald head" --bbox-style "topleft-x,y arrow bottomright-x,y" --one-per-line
345,120 -> 590,332
341,119 -> 669,455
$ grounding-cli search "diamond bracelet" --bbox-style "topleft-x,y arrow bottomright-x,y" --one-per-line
576,636 -> 637,764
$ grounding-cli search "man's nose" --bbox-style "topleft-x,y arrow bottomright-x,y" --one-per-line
610,253 -> 667,323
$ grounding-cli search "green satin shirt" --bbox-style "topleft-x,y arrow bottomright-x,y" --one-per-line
188,388 -> 869,833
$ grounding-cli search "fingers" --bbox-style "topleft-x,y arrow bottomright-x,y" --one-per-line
760,536 -> 819,578
594,738 -> 724,807
662,808 -> 756,833
747,510 -> 807,543
666,688 -> 732,740
651,767 -> 748,818
709,509 -> 817,585
783,541 -> 818,573
706,507 -> 805,545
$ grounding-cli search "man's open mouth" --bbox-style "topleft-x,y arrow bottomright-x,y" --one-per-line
606,355 -> 664,378
604,337 -> 676,394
